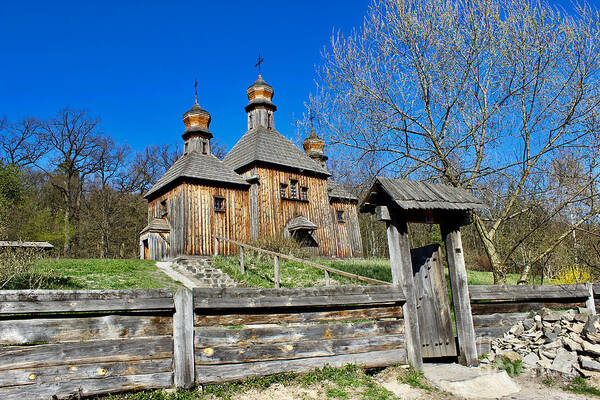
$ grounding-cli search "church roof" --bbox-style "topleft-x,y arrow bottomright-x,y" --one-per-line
328,180 -> 358,201
144,151 -> 249,199
223,126 -> 331,176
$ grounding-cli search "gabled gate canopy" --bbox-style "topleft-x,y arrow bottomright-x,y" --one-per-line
360,177 -> 487,225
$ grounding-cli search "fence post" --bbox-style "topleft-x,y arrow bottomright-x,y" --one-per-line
173,288 -> 194,389
214,237 -> 219,257
274,256 -> 280,288
240,246 -> 245,274
442,222 -> 478,367
587,283 -> 597,315
324,270 -> 330,286
382,207 -> 423,372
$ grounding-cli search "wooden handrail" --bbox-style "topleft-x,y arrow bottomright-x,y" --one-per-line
213,235 -> 390,286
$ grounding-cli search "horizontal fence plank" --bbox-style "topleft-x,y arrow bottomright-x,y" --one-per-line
471,312 -> 529,328
0,372 -> 173,400
0,358 -> 172,387
194,305 -> 403,326
195,334 -> 404,364
0,289 -> 174,314
195,320 -> 404,347
193,286 -> 405,309
195,349 -> 407,384
0,336 -> 173,371
0,314 -> 172,345
470,300 -> 585,315
469,284 -> 589,302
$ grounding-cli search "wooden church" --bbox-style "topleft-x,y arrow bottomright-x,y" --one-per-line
140,74 -> 363,260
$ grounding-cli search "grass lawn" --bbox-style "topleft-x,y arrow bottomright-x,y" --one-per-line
5,258 -> 181,290
97,364 -> 402,400
212,254 -> 536,288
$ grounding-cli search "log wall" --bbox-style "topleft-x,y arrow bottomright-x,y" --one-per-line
241,166 -> 362,258
468,283 -> 594,356
192,286 -> 406,384
0,289 -> 175,400
0,286 -> 406,398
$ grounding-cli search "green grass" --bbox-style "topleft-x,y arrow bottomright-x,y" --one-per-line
6,258 -> 181,290
397,368 -> 436,391
567,377 -> 600,397
213,254 -> 537,288
96,364 -> 397,400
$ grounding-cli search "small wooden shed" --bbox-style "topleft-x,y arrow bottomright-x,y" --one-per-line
361,177 -> 487,369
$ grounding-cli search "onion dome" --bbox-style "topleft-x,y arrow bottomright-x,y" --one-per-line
245,75 -> 276,114
303,129 -> 328,167
182,100 -> 212,140
247,74 -> 274,102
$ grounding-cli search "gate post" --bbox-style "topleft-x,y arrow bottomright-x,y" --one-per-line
442,222 -> 478,367
173,288 -> 195,388
380,206 -> 423,371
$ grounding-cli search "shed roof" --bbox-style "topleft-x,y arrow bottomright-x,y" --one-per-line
145,150 -> 249,199
362,177 -> 487,211
140,218 -> 171,234
328,180 -> 358,201
286,216 -> 318,232
0,241 -> 54,249
223,126 -> 330,176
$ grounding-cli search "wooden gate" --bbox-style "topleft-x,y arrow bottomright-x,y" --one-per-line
411,244 -> 457,358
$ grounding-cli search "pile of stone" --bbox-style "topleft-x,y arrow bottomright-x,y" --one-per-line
480,307 -> 600,377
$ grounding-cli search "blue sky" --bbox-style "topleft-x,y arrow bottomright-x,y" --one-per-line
0,1 -> 369,152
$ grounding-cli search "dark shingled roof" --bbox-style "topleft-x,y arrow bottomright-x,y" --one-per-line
223,126 -> 330,176
144,151 -> 249,199
363,177 -> 487,211
328,180 -> 358,201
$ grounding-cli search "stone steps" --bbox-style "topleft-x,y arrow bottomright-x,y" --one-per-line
171,257 -> 238,288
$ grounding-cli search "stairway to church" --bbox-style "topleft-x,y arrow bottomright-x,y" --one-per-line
171,256 -> 238,288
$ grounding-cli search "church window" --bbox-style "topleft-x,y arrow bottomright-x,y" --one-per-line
301,187 -> 308,201
214,196 -> 226,213
280,183 -> 288,198
159,199 -> 168,217
290,180 -> 298,199
184,142 -> 189,154
202,141 -> 208,155
336,210 -> 345,223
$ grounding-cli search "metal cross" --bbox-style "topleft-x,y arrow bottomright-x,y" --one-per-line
194,79 -> 198,104
255,54 -> 264,75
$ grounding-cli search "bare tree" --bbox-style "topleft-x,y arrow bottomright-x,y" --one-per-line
120,144 -> 179,194
308,0 -> 600,283
0,117 -> 46,167
36,109 -> 104,256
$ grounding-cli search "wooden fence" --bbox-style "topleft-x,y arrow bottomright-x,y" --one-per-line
469,283 -> 597,356
0,285 -> 406,399
213,235 -> 390,286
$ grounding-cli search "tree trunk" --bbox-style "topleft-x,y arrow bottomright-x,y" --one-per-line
473,214 -> 506,284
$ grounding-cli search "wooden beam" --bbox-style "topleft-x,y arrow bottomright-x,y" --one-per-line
274,256 -> 280,289
173,288 -> 194,389
587,283 -> 597,315
240,246 -> 246,274
442,223 -> 478,367
376,206 -> 391,221
386,215 -> 422,371
468,283 -> 589,301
